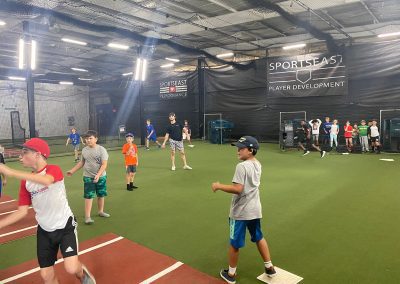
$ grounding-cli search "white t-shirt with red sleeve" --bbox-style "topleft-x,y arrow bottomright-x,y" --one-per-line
18,165 -> 73,232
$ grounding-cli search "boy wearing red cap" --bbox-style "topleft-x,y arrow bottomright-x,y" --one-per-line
0,138 -> 96,284
211,136 -> 276,283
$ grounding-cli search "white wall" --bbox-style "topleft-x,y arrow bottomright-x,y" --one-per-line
0,81 -> 89,140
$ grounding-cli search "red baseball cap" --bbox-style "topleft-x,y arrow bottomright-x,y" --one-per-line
22,138 -> 50,159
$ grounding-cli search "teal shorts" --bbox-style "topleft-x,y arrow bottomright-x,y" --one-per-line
83,176 -> 107,199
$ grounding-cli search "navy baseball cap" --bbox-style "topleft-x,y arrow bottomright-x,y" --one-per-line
231,136 -> 259,150
125,133 -> 134,137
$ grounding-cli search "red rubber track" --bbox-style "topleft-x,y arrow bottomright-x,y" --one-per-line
0,233 -> 224,283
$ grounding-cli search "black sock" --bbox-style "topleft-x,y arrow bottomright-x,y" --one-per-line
127,184 -> 130,190
130,182 -> 133,188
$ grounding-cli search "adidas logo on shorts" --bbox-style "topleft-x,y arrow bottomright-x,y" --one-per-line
65,246 -> 74,253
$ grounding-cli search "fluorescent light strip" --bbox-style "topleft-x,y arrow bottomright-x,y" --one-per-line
108,43 -> 129,50
216,52 -> 234,58
59,81 -> 73,85
135,59 -> 141,81
161,63 -> 174,68
8,76 -> 26,81
378,31 -> 400,38
18,38 -> 24,69
141,59 -> 147,81
282,43 -> 306,50
71,67 -> 88,72
61,38 -> 87,46
0,20 -> 6,26
122,72 -> 133,76
30,40 -> 36,70
78,78 -> 93,81
165,57 -> 180,62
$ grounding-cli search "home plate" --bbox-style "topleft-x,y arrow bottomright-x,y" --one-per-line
257,267 -> 303,284
380,158 -> 394,162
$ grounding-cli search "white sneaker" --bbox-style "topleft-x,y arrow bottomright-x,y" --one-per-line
171,166 -> 176,171
303,151 -> 310,156
188,145 -> 195,148
183,165 -> 192,170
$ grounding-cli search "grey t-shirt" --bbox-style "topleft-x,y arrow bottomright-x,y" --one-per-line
229,159 -> 262,220
81,145 -> 109,178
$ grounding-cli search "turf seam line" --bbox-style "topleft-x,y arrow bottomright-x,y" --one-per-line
139,261 -> 184,284
0,236 -> 124,283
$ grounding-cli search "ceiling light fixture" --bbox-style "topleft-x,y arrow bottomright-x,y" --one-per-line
378,31 -> 400,38
71,67 -> 88,72
30,40 -> 37,70
165,57 -> 180,62
78,78 -> 93,81
18,38 -> 24,69
108,43 -> 129,50
0,20 -> 6,26
134,58 -> 147,81
61,38 -> 87,46
8,76 -> 26,81
59,81 -> 74,85
122,72 -> 133,76
161,63 -> 174,68
282,43 -> 306,50
216,52 -> 234,58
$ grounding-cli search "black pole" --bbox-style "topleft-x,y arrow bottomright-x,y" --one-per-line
197,57 -> 205,139
139,83 -> 145,146
26,70 -> 36,138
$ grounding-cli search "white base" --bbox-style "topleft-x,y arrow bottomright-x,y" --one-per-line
257,267 -> 303,284
380,158 -> 394,161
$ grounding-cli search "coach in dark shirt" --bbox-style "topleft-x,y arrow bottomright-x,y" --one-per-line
162,112 -> 192,171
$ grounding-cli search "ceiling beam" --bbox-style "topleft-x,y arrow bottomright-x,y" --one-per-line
359,0 -> 380,24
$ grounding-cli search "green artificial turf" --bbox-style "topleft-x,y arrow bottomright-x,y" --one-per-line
1,142 -> 400,283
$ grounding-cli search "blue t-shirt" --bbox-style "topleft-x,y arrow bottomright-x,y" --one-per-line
68,133 -> 81,146
322,122 -> 332,135
146,124 -> 157,138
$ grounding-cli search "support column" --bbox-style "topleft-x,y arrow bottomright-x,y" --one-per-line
26,70 -> 36,138
197,57 -> 206,139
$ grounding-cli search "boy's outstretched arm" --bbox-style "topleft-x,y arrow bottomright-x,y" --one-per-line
66,160 -> 84,176
211,182 -> 244,194
0,164 -> 54,186
0,205 -> 29,230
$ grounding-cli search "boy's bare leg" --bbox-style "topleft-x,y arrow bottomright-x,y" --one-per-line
85,199 -> 93,219
228,245 -> 239,274
97,197 -> 105,213
170,150 -> 176,168
256,238 -> 272,262
180,151 -> 188,167
40,266 -> 59,284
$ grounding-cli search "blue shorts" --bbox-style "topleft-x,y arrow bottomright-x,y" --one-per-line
229,218 -> 263,249
148,135 -> 157,142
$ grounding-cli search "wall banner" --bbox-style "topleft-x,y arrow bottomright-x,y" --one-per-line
267,53 -> 348,97
159,79 -> 188,99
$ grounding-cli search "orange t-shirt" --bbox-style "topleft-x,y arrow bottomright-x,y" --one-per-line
122,143 -> 138,165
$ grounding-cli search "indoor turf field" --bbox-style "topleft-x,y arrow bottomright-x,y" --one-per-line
1,142 -> 399,284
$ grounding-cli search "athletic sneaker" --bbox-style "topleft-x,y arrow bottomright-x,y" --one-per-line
146,147 -> 150,150
81,265 -> 96,284
303,150 -> 310,156
84,218 -> 94,225
320,151 -> 326,158
171,166 -> 176,171
131,184 -> 138,189
98,212 -> 110,218
183,165 -> 192,170
265,266 -> 277,277
220,269 -> 236,284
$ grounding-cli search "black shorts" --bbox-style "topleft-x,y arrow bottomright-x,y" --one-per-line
371,136 -> 380,143
37,216 -> 78,268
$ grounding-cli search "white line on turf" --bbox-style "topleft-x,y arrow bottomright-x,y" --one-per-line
139,262 -> 184,284
0,199 -> 16,205
0,225 -> 37,238
0,207 -> 33,216
0,236 -> 124,283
